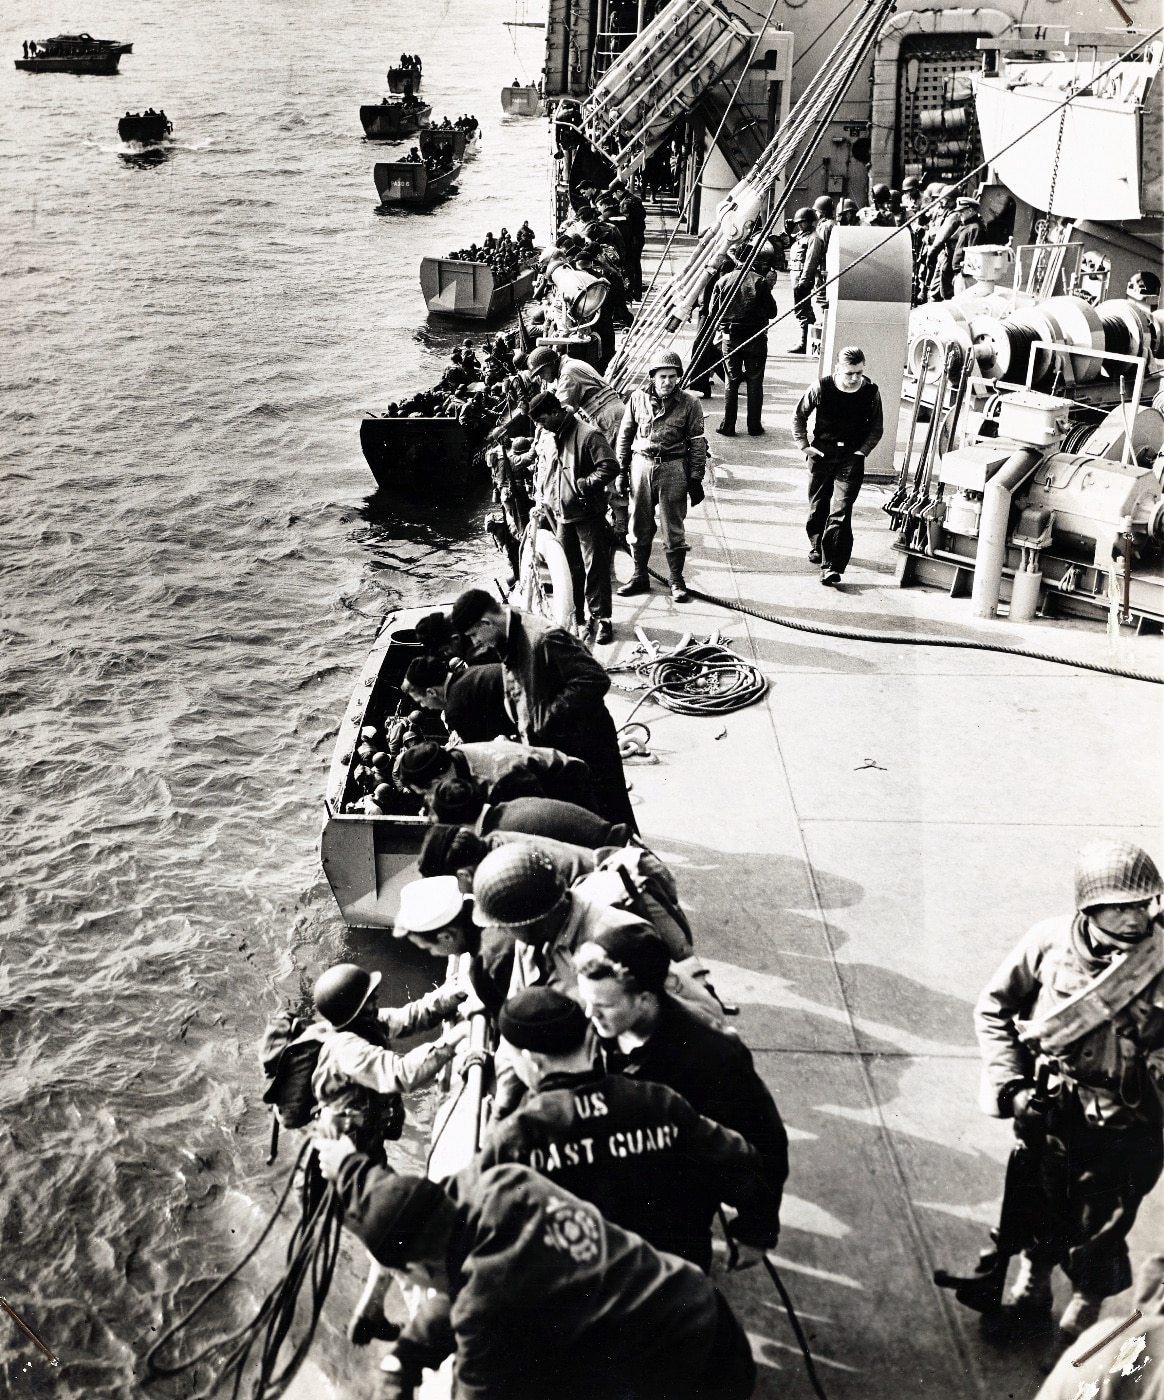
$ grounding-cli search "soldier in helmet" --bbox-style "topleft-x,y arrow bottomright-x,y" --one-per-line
836,198 -> 859,227
859,182 -> 895,227
613,348 -> 707,602
786,206 -> 822,354
811,195 -> 836,317
708,246 -> 778,437
969,842 -> 1164,1345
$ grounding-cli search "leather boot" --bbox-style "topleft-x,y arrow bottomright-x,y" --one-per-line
665,548 -> 690,603
789,325 -> 808,354
617,547 -> 652,596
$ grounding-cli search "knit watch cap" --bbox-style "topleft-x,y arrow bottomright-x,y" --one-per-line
528,389 -> 562,420
585,923 -> 671,993
430,776 -> 485,825
355,1169 -> 450,1270
450,587 -> 500,633
395,876 -> 463,935
419,824 -> 488,878
499,987 -> 588,1054
398,742 -> 448,786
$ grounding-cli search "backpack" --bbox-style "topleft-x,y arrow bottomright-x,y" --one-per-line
572,846 -> 693,959
260,1010 -> 328,1131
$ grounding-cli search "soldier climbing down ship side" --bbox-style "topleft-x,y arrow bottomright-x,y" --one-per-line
938,842 -> 1164,1346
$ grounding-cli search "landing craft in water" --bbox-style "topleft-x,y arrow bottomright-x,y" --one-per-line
118,109 -> 172,144
16,33 -> 132,74
360,97 -> 431,141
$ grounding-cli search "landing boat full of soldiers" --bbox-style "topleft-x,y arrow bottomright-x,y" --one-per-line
358,413 -> 483,495
118,109 -> 172,144
359,98 -> 432,141
373,159 -> 462,209
386,65 -> 422,95
320,607 -> 450,931
16,33 -> 132,74
419,257 -> 537,321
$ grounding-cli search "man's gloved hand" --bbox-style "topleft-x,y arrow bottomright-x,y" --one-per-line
615,471 -> 630,499
687,478 -> 705,507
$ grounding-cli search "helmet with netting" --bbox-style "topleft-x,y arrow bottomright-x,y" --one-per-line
472,843 -> 565,927
1073,841 -> 1162,910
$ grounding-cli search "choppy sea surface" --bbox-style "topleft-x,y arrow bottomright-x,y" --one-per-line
0,2 -> 547,1393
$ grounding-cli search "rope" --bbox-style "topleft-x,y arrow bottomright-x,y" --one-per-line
616,640 -> 769,727
762,1255 -> 831,1400
644,570 -> 1164,686
143,1141 -> 345,1400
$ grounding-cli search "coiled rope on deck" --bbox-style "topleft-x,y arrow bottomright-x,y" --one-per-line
645,570 -> 1164,686
614,639 -> 769,731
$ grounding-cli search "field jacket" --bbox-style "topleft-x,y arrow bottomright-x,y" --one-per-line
974,914 -> 1164,1128
500,607 -> 611,747
534,408 -> 619,525
615,388 -> 707,482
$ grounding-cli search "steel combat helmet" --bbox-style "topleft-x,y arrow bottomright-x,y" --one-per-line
1073,841 -> 1163,911
648,349 -> 683,376
313,963 -> 381,1028
472,843 -> 566,927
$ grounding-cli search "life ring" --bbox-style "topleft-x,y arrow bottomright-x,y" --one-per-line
514,526 -> 575,630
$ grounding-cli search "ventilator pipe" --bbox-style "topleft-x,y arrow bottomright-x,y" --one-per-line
970,448 -> 1043,619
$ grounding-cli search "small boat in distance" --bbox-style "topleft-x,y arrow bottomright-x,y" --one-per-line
16,33 -> 131,75
360,98 -> 431,140
374,159 -> 462,208
501,83 -> 543,117
118,109 -> 172,144
420,126 -> 467,165
420,257 -> 537,321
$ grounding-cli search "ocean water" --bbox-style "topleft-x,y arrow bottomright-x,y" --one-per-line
0,2 -> 547,1393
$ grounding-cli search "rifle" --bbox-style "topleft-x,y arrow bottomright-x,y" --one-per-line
933,1062 -> 1053,1313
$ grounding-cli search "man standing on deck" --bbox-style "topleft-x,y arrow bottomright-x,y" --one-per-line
615,349 -> 707,603
448,588 -> 636,831
528,389 -> 619,647
786,207 -> 822,354
792,345 -> 884,587
970,842 -> 1164,1345
710,248 -> 778,438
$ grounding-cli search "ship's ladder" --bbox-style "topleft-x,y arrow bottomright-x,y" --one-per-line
581,0 -> 754,177
610,0 -> 898,392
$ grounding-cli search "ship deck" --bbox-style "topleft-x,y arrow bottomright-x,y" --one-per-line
597,212 -> 1164,1397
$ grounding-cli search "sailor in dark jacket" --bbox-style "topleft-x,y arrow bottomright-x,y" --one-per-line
709,250 -> 778,437
317,1144 -> 756,1400
575,924 -> 790,1200
449,589 -> 636,831
478,987 -> 781,1270
792,345 -> 884,586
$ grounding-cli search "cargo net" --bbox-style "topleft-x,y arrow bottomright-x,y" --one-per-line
609,0 -> 899,393
581,0 -> 753,177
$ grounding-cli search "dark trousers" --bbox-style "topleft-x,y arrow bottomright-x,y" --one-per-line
792,280 -> 816,328
721,335 -> 767,434
1026,1106 -> 1164,1298
807,455 -> 864,574
546,707 -> 638,833
558,515 -> 611,623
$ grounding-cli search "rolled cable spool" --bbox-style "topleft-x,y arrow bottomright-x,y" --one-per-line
1039,295 -> 1104,383
1097,298 -> 1152,377
968,314 -> 1042,384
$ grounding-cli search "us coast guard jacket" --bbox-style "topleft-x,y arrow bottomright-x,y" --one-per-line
336,1157 -> 726,1400
472,1067 -> 781,1269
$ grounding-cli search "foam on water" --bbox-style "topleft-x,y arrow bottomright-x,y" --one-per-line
0,0 -> 546,1392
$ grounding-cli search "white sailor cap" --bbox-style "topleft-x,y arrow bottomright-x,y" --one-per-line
395,875 -> 464,935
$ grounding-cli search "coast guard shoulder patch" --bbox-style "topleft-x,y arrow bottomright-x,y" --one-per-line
542,1195 -> 602,1264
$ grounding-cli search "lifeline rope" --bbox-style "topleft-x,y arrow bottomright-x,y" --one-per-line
644,569 -> 1164,685
143,1141 -> 344,1400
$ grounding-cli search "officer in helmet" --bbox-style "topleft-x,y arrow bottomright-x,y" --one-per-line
614,348 -> 707,602
836,198 -> 859,227
967,842 -> 1164,1345
786,206 -> 821,354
